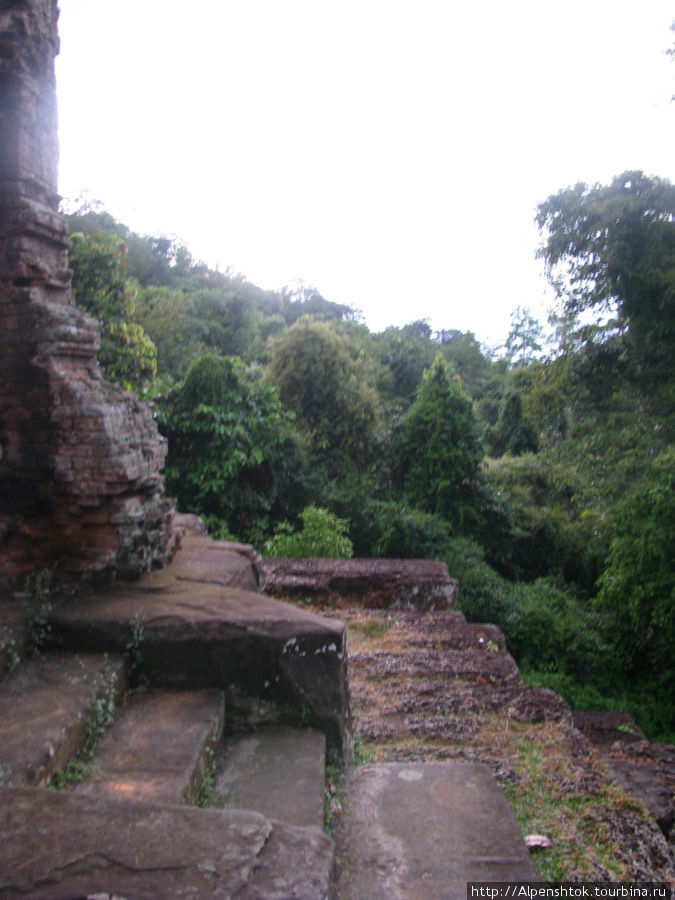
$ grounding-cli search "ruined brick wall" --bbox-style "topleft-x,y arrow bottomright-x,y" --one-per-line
0,0 -> 176,585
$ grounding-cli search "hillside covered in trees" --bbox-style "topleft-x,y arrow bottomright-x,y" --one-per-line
64,170 -> 674,741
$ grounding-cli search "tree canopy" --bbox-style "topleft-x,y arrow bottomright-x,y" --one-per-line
156,354 -> 298,542
396,355 -> 483,526
536,171 -> 675,397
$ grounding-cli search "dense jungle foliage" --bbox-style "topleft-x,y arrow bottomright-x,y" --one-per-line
64,169 -> 675,740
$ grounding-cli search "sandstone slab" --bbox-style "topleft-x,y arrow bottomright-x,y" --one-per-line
213,726 -> 326,829
49,577 -> 352,760
75,689 -> 224,805
333,762 -> 537,899
0,653 -> 126,786
0,786 -> 334,899
145,533 -> 263,592
264,556 -> 458,609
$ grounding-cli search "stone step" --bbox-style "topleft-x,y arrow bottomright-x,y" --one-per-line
74,688 -> 224,806
49,535 -> 352,761
0,786 -> 334,899
211,726 -> 326,829
0,653 -> 126,787
332,762 -> 538,899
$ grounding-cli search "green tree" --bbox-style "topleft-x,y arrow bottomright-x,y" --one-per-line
190,285 -> 258,359
99,321 -> 157,392
501,306 -> 544,366
436,329 -> 502,400
396,355 -> 483,527
279,281 -> 356,325
596,450 -> 674,682
536,171 -> 675,399
265,506 -> 353,558
266,319 -> 382,476
69,231 -> 133,322
156,354 -> 300,542
68,231 -> 157,391
375,320 -> 436,405
487,392 -> 539,457
134,285 -> 205,379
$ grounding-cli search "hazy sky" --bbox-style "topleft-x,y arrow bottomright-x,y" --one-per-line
55,1 -> 674,347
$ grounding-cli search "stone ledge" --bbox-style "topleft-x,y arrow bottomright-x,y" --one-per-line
264,556 -> 458,610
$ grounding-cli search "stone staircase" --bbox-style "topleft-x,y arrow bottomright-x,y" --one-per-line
0,537 -> 549,898
0,671 -> 335,897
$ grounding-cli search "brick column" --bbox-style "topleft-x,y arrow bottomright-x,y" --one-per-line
0,0 -> 176,585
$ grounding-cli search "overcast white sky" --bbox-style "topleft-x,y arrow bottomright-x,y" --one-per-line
55,1 -> 674,347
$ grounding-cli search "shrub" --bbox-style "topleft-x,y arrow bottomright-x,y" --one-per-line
483,453 -> 602,589
371,504 -> 452,559
156,353 -> 301,543
443,537 -> 514,625
264,506 -> 353,558
448,540 -> 617,704
325,490 -> 452,560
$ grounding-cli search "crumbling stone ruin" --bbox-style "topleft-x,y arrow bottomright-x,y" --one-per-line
0,0 -> 175,587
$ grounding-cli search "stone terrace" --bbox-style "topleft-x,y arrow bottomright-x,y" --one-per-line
1,545 -> 673,896
322,607 -> 674,885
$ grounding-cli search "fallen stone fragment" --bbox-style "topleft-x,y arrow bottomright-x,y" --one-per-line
525,834 -> 552,849
142,534 -> 261,592
172,512 -> 207,537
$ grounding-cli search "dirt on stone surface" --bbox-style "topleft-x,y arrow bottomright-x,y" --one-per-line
303,605 -> 675,883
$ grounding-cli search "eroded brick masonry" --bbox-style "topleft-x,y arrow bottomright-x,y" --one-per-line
0,0 -> 175,584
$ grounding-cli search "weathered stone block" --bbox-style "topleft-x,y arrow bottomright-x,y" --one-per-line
265,556 -> 458,610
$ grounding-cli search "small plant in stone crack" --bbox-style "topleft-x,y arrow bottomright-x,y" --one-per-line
3,638 -> 21,674
21,567 -> 55,657
617,722 -> 641,737
478,636 -> 499,653
125,609 -> 146,683
0,762 -> 12,786
50,656 -> 119,789
298,703 -> 312,728
198,740 -> 218,807
324,762 -> 344,835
